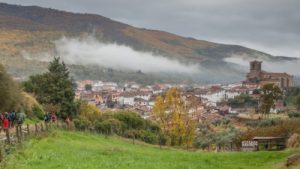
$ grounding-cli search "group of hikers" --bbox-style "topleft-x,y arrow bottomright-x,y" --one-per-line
43,112 -> 58,123
0,111 -> 71,133
0,111 -> 26,132
43,112 -> 71,126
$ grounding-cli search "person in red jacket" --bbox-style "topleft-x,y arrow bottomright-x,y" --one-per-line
3,117 -> 9,130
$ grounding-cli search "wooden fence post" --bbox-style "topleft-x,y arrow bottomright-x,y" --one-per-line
40,123 -> 44,131
16,126 -> 20,143
0,142 -> 5,162
19,125 -> 23,140
5,129 -> 10,144
27,124 -> 30,136
35,123 -> 38,134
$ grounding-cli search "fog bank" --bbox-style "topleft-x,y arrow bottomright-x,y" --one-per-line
55,37 -> 200,74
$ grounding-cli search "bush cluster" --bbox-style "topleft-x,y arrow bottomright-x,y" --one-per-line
73,111 -> 160,144
288,112 -> 300,118
241,119 -> 300,142
194,124 -> 241,151
287,133 -> 300,148
246,118 -> 282,127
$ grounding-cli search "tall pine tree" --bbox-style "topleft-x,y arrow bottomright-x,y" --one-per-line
24,57 -> 76,117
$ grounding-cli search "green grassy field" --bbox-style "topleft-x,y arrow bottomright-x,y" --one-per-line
1,130 -> 299,169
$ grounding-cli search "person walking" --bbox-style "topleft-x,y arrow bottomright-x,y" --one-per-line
8,111 -> 16,128
65,116 -> 70,125
17,112 -> 26,125
51,113 -> 57,123
3,117 -> 9,130
65,116 -> 71,130
3,117 -> 10,143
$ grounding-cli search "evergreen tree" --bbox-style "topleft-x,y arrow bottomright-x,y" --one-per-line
23,57 -> 76,117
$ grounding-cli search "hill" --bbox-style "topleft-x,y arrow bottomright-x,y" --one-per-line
0,3 -> 271,60
0,3 -> 297,84
1,130 -> 299,169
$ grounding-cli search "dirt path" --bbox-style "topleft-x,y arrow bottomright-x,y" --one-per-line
0,122 -> 46,143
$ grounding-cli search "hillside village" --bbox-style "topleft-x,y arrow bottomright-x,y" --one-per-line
1,2 -> 300,169
77,81 -> 239,117
76,61 -> 292,123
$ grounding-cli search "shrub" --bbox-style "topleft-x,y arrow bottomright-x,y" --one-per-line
288,112 -> 300,118
113,112 -> 145,130
212,117 -> 230,126
94,121 -> 109,134
245,118 -> 282,128
73,117 -> 91,131
240,119 -> 300,143
75,110 -> 161,145
287,133 -> 300,148
32,104 -> 45,120
259,118 -> 282,127
19,92 -> 45,119
140,130 -> 159,144
94,118 -> 123,135
144,120 -> 160,133
78,101 -> 101,122
194,125 -> 241,150
124,129 -> 141,139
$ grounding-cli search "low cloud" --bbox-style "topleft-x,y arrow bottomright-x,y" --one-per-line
54,36 -> 200,74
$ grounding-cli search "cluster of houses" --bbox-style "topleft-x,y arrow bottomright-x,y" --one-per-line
75,60 -> 293,151
75,80 -> 263,121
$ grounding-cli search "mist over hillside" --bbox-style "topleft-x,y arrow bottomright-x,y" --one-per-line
0,2 -> 299,84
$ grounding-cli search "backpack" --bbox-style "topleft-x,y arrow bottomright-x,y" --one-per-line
44,114 -> 48,121
17,113 -> 26,124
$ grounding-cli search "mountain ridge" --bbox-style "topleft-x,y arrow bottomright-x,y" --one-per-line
0,2 -> 277,60
0,2 -> 297,84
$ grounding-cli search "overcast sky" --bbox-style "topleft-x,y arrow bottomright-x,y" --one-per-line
1,0 -> 300,58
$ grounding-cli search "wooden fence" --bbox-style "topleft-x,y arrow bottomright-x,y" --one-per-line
0,122 -> 63,162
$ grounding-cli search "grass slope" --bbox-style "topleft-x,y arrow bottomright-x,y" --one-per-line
2,130 -> 298,169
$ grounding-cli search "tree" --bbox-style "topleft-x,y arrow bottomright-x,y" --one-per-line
23,57 -> 76,117
106,95 -> 116,108
260,84 -> 282,118
152,88 -> 196,148
253,89 -> 261,95
152,95 -> 168,147
85,84 -> 92,91
0,64 -> 22,112
78,101 -> 101,123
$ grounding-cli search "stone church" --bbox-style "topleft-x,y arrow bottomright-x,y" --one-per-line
245,60 -> 294,88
